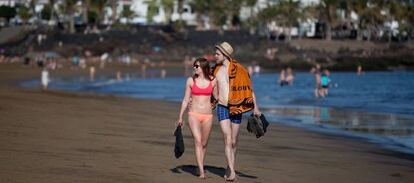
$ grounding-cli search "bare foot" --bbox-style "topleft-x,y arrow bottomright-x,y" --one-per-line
197,168 -> 206,179
224,167 -> 236,181
198,174 -> 206,179
224,166 -> 230,178
225,171 -> 236,182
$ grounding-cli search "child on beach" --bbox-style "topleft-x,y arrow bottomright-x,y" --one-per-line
321,69 -> 331,96
176,58 -> 218,179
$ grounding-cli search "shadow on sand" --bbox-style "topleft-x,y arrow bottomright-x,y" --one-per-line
171,164 -> 258,179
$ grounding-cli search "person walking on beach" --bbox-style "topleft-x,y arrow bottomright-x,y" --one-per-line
213,42 -> 261,181
176,58 -> 218,179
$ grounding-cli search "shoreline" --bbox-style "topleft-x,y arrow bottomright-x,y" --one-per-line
1,63 -> 414,182
18,68 -> 414,156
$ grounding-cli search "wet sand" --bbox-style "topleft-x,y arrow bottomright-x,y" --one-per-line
1,63 -> 414,183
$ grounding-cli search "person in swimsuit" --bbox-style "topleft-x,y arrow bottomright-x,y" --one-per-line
286,67 -> 295,85
314,66 -> 322,98
321,69 -> 331,96
214,42 -> 261,181
278,69 -> 288,86
177,57 -> 218,179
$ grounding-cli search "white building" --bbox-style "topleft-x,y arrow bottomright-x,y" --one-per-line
0,0 -> 26,7
239,0 -> 321,37
113,0 -> 196,25
300,0 -> 319,7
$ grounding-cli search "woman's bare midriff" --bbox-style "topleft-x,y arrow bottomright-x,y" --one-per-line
189,96 -> 212,114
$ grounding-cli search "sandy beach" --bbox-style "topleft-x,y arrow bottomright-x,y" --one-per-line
1,63 -> 414,183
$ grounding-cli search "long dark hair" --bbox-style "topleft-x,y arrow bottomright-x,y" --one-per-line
193,57 -> 212,81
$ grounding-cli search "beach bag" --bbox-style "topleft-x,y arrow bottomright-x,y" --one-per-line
174,126 -> 185,158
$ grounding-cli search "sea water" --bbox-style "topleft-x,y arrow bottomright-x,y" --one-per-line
21,71 -> 414,154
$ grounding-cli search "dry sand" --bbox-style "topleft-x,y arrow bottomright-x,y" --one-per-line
1,63 -> 414,183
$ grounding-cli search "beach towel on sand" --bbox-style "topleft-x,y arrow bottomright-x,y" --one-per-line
214,59 -> 254,115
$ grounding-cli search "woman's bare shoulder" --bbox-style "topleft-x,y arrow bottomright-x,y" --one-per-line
186,77 -> 194,85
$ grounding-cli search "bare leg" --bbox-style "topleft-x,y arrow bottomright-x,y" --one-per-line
220,119 -> 235,180
188,115 -> 206,178
199,117 -> 213,178
225,122 -> 240,181
319,88 -> 325,97
314,88 -> 319,98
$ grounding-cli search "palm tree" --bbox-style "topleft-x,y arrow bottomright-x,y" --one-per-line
224,0 -> 244,29
29,0 -> 38,24
121,5 -> 134,24
0,5 -> 16,24
245,0 -> 257,15
146,0 -> 158,24
371,0 -> 406,43
319,0 -> 339,40
109,0 -> 118,24
191,0 -> 255,30
258,0 -> 302,41
406,5 -> 414,40
280,0 -> 303,40
18,6 -> 32,24
82,0 -> 91,25
90,0 -> 107,25
349,0 -> 371,40
177,0 -> 184,22
40,4 -> 52,20
244,0 -> 258,33
63,0 -> 77,33
191,0 -> 224,29
161,0 -> 174,24
49,0 -> 56,23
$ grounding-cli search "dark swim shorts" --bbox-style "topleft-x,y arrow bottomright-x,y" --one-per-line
217,104 -> 242,124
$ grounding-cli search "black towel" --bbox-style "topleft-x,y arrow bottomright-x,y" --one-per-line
174,126 -> 185,158
247,114 -> 265,138
260,114 -> 270,133
247,113 -> 270,138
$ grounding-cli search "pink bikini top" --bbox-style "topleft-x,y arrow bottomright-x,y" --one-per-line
191,79 -> 213,96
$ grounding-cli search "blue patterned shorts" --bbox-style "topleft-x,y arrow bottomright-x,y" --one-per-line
217,104 -> 242,124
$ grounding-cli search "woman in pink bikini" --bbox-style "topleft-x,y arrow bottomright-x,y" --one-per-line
177,57 -> 217,179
